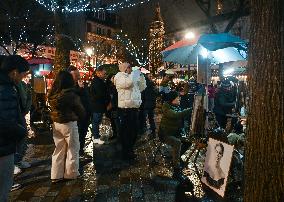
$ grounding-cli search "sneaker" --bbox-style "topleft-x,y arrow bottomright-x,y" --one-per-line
19,161 -> 31,169
51,178 -> 63,183
14,166 -> 22,175
11,183 -> 21,191
93,138 -> 105,145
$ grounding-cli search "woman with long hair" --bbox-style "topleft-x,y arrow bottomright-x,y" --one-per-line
48,71 -> 85,183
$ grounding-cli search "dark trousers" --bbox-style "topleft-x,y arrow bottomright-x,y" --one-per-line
105,111 -> 119,137
139,109 -> 156,133
78,115 -> 90,155
215,113 -> 227,129
118,108 -> 139,158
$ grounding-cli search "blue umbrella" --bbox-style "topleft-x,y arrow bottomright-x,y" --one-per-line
162,33 -> 247,65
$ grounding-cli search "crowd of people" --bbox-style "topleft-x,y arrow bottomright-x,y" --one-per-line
0,55 -> 245,202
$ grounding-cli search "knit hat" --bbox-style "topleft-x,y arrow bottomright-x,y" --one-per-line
166,91 -> 179,103
221,80 -> 231,88
119,62 -> 130,72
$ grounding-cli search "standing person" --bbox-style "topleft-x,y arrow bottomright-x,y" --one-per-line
105,74 -> 119,141
0,55 -> 29,201
114,62 -> 146,161
213,80 -> 236,129
14,78 -> 32,170
159,74 -> 171,103
139,74 -> 158,139
208,83 -> 216,112
89,66 -> 111,145
48,71 -> 85,183
67,66 -> 91,157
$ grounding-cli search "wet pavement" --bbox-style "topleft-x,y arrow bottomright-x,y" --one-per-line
9,117 -> 243,202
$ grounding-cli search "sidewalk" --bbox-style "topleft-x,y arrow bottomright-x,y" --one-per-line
9,121 -> 242,202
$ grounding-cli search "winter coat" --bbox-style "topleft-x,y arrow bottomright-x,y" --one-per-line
48,88 -> 85,123
141,77 -> 157,110
159,102 -> 191,139
89,75 -> 111,113
106,80 -> 118,111
214,88 -> 235,116
74,83 -> 92,117
114,71 -> 146,109
17,81 -> 32,115
0,72 -> 26,157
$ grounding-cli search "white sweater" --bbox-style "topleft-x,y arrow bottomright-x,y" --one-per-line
114,71 -> 146,109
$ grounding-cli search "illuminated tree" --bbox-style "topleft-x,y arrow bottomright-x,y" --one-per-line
148,3 -> 165,74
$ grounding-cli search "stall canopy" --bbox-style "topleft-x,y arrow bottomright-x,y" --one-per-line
162,33 -> 247,65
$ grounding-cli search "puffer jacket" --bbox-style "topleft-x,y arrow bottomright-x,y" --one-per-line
48,88 -> 86,123
214,88 -> 235,116
114,71 -> 146,109
159,102 -> 191,139
0,71 -> 26,157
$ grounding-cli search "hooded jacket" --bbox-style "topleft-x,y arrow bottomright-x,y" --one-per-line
159,102 -> 191,139
214,88 -> 235,116
0,71 -> 26,157
114,71 -> 146,109
48,88 -> 85,123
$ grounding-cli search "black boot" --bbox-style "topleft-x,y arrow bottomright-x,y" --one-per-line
173,166 -> 183,179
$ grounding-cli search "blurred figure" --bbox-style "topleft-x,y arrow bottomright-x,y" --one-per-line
139,73 -> 158,139
214,80 -> 236,129
208,83 -> 216,112
159,91 -> 191,178
105,74 -> 119,141
0,55 -> 29,201
114,62 -> 146,161
159,74 -> 171,102
89,66 -> 111,145
67,66 -> 91,156
48,71 -> 85,183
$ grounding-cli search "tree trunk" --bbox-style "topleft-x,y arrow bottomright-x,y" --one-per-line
53,8 -> 72,75
244,1 -> 284,202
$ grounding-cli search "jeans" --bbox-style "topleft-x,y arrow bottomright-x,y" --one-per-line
51,121 -> 80,179
105,111 -> 119,137
138,109 -> 156,133
0,154 -> 14,202
14,115 -> 27,164
118,108 -> 139,158
78,114 -> 90,155
91,113 -> 103,139
215,113 -> 227,129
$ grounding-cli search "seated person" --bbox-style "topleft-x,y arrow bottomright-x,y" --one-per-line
159,91 -> 191,178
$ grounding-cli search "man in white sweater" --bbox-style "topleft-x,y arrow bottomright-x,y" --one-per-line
114,62 -> 146,161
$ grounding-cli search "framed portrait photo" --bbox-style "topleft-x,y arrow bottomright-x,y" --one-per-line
201,138 -> 234,197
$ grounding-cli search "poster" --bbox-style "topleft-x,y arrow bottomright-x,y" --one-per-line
201,138 -> 234,197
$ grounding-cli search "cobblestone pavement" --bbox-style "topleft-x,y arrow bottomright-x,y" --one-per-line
9,119 -> 242,202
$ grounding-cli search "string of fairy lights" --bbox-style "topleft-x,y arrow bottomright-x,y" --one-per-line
116,31 -> 148,66
36,0 -> 152,12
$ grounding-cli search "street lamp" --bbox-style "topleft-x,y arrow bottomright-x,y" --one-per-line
85,47 -> 93,79
185,31 -> 195,39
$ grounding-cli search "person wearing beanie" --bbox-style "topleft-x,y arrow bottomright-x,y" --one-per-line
114,62 -> 146,161
213,79 -> 236,129
0,55 -> 29,201
159,90 -> 191,179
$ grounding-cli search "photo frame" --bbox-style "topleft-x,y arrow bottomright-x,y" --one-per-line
201,138 -> 234,197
